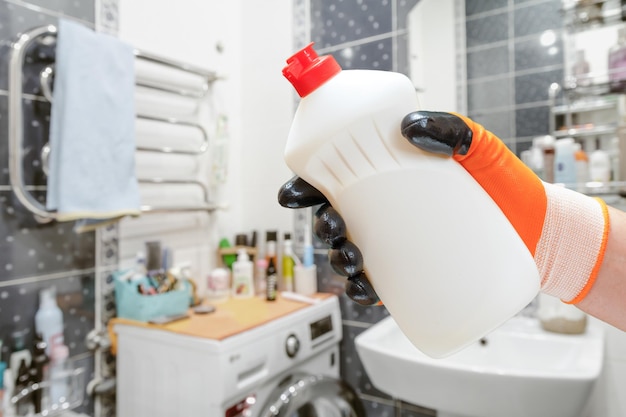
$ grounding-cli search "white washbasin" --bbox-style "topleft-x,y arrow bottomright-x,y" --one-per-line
355,315 -> 604,417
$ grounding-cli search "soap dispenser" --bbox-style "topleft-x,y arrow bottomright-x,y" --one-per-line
231,249 -> 254,298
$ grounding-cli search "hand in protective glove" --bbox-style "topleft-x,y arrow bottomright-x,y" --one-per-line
278,111 -> 610,307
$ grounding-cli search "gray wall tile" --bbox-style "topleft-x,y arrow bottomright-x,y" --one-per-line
465,0 -> 507,16
516,105 -> 551,138
514,68 -> 564,104
330,37 -> 394,71
0,191 -> 95,281
514,35 -> 564,71
514,1 -> 563,37
467,45 -> 509,79
465,12 -> 508,48
468,77 -> 511,109
310,0 -> 393,48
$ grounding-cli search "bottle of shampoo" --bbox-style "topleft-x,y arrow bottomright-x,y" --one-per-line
231,249 -> 254,298
281,43 -> 539,358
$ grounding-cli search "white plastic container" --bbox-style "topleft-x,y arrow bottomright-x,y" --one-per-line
282,44 -> 540,358
574,142 -> 589,188
207,267 -> 231,302
231,249 -> 254,298
589,139 -> 611,183
47,343 -> 69,406
554,137 -> 577,186
34,287 -> 64,355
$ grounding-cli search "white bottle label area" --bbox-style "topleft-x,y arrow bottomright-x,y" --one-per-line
334,165 -> 539,357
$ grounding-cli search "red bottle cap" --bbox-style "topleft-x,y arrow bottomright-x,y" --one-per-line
282,43 -> 342,98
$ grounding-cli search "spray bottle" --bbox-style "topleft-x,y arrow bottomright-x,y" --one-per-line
281,43 -> 539,358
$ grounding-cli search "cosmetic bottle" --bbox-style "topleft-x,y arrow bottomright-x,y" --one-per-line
34,287 -> 64,356
574,142 -> 589,191
29,334 -> 48,413
282,233 -> 297,292
207,267 -> 230,302
2,367 -> 14,417
47,343 -> 69,407
294,224 -> 317,296
589,138 -> 611,183
572,50 -> 591,87
0,352 -> 5,417
265,231 -> 278,269
554,137 -> 577,187
266,257 -> 278,301
255,258 -> 268,296
609,27 -> 626,93
282,43 -> 539,358
231,249 -> 254,298
8,330 -> 31,378
14,359 -> 32,416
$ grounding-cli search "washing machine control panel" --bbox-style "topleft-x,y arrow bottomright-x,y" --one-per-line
310,315 -> 333,340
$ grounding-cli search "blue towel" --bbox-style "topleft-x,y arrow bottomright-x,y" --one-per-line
47,19 -> 141,224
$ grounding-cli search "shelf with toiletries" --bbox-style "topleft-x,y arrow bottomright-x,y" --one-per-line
545,7 -> 626,188
561,0 -> 626,31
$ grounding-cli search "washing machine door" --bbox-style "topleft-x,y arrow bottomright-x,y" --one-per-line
260,373 -> 365,417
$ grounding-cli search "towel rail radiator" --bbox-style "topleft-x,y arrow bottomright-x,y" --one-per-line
8,24 -> 223,224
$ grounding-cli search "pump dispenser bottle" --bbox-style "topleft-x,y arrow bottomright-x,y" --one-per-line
282,43 -> 540,358
231,249 -> 254,298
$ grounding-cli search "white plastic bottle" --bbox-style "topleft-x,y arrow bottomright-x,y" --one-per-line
282,44 -> 540,358
48,343 -> 69,406
573,142 -> 589,191
231,249 -> 254,298
554,137 -> 577,187
34,287 -> 64,355
589,138 -> 611,183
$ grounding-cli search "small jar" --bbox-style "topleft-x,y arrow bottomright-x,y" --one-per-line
537,293 -> 587,334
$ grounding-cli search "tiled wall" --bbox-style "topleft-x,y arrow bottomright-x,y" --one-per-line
465,0 -> 564,153
0,1 -> 108,415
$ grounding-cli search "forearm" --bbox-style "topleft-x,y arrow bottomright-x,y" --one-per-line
576,205 -> 626,331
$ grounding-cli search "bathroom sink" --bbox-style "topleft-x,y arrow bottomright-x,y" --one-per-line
355,315 -> 604,417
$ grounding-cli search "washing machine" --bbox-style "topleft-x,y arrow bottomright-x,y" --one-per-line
114,294 -> 364,417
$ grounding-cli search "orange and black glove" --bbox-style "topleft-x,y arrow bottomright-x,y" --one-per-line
278,111 -> 610,306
